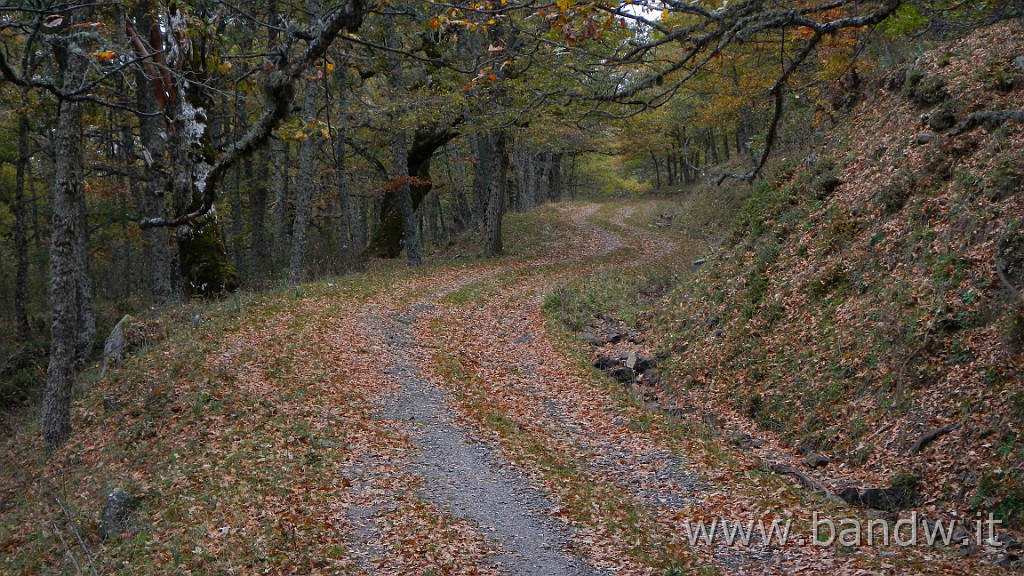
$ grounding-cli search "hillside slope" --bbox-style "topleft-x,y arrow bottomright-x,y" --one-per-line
650,21 -> 1024,529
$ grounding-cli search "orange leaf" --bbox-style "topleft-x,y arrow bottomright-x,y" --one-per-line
93,51 -> 116,61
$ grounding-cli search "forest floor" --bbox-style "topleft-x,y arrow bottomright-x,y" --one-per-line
4,197 -> 1012,575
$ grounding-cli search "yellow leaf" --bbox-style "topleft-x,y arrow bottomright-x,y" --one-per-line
93,51 -> 116,62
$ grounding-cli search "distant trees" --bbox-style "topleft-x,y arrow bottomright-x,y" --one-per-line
1,0 -> 1017,450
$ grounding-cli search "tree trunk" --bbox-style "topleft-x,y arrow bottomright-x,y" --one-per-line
365,125 -> 458,257
391,132 -> 422,266
288,79 -> 320,284
272,138 -> 291,266
478,131 -> 508,256
251,160 -> 270,281
44,25 -> 90,451
14,114 -> 30,338
548,152 -> 562,202
650,151 -> 661,188
132,3 -> 176,306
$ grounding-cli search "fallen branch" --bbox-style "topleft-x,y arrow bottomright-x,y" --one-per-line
907,422 -> 961,456
770,462 -> 847,507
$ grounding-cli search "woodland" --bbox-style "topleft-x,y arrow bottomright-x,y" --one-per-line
2,0 -> 1024,574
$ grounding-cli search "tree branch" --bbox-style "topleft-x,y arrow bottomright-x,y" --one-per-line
140,0 -> 367,229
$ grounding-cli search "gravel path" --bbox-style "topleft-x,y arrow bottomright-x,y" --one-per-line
375,302 -> 602,576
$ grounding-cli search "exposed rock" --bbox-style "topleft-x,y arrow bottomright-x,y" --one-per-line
916,132 -> 938,145
927,109 -> 957,131
639,369 -> 660,386
693,258 -> 707,267
996,533 -> 1022,550
593,355 -> 620,371
99,487 -> 138,540
636,356 -> 657,372
580,331 -> 604,346
625,351 -> 638,370
840,486 -> 916,511
101,315 -> 133,376
1015,56 -> 1024,72
663,406 -> 694,419
994,554 -> 1019,569
609,366 -> 635,383
730,433 -> 755,448
804,451 -> 831,468
702,412 -> 724,428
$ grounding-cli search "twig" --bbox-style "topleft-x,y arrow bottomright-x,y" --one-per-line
55,497 -> 99,576
53,522 -> 85,576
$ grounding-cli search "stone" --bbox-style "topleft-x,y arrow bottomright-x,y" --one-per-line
1015,56 -> 1024,72
580,331 -> 604,346
804,451 -> 831,468
635,356 -> 657,372
663,407 -> 693,419
625,351 -> 638,370
859,486 -> 916,511
609,366 -> 635,383
730,433 -> 755,448
99,487 -> 138,540
593,355 -> 619,371
994,554 -> 1019,569
640,369 -> 660,386
916,132 -> 938,145
927,109 -> 956,131
512,332 -> 533,345
702,412 -> 724,428
693,259 -> 707,267
101,315 -> 133,376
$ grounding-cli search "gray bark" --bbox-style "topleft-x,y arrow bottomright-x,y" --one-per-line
134,47 -> 175,305
272,138 -> 291,265
288,78 -> 320,284
477,131 -> 508,256
14,114 -> 30,338
548,152 -> 563,202
44,24 -> 90,451
392,132 -> 421,266
251,159 -> 270,280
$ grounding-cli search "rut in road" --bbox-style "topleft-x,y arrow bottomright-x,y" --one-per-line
342,203 -> 778,574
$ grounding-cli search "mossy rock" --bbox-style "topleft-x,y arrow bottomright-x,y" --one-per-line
902,69 -> 949,108
178,220 -> 240,297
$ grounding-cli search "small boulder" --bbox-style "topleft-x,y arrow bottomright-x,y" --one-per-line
635,356 -> 658,372
101,315 -> 134,376
580,331 -> 604,346
1015,56 -> 1024,72
994,554 -> 1019,569
927,109 -> 957,132
916,132 -> 938,145
609,366 -> 635,383
859,486 -> 916,511
593,355 -> 619,371
804,451 -> 831,468
99,487 -> 138,540
640,369 -> 660,386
